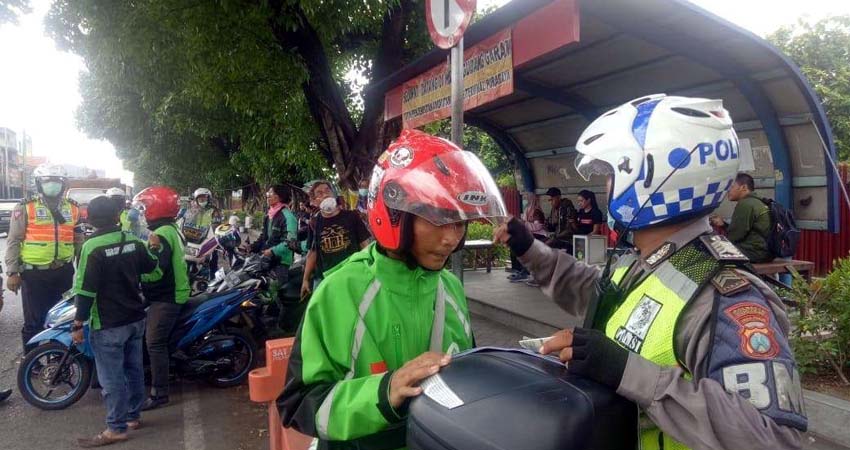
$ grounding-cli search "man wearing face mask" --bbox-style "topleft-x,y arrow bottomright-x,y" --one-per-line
300,180 -> 371,300
5,164 -> 81,350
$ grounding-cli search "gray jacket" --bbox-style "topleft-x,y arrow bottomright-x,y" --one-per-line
519,218 -> 802,450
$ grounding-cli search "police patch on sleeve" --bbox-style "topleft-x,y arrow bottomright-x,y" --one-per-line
707,289 -> 808,431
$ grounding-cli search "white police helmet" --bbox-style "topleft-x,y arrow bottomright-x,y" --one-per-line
193,188 -> 213,200
575,94 -> 740,230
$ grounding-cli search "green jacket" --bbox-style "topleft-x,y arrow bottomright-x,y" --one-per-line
141,222 -> 190,304
253,207 -> 298,266
278,243 -> 474,450
727,195 -> 772,263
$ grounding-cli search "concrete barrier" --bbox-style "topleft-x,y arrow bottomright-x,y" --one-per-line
248,338 -> 313,450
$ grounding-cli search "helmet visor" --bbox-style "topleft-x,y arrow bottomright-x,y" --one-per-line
382,150 -> 508,226
575,154 -> 614,182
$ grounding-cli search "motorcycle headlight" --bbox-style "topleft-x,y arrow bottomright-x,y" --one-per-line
46,306 -> 77,328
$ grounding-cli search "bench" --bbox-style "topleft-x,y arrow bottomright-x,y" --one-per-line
751,259 -> 815,281
463,239 -> 495,273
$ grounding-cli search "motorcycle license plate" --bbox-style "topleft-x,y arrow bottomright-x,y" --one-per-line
225,272 -> 242,288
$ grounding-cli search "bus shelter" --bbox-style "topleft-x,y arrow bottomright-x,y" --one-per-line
373,0 -> 841,233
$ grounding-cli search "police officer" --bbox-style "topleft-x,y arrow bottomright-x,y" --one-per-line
5,164 -> 81,350
495,94 -> 807,450
179,187 -> 222,245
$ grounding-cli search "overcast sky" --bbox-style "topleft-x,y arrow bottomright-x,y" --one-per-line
1,0 -> 849,187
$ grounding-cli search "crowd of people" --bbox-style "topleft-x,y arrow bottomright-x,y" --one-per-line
507,187 -> 605,286
0,93 -> 808,450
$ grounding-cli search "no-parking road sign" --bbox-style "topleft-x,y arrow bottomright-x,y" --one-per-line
426,0 -> 477,49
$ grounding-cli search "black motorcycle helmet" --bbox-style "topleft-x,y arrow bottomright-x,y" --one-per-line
88,195 -> 122,229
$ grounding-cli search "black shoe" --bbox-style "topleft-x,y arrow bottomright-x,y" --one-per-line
0,389 -> 11,402
141,395 -> 169,411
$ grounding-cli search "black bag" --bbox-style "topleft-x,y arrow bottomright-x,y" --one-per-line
760,197 -> 801,258
407,349 -> 637,450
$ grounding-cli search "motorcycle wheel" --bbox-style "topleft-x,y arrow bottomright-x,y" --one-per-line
207,328 -> 257,388
17,342 -> 93,410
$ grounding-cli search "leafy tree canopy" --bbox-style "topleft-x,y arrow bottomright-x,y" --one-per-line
769,16 -> 850,161
46,0 -> 434,197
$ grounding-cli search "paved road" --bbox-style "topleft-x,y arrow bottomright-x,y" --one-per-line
0,237 -> 267,450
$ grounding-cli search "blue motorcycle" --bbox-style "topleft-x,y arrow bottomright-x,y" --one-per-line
17,281 -> 265,410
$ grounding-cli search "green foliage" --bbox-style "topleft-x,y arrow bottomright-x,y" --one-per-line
46,0 -> 431,196
0,0 -> 30,25
462,221 -> 508,268
769,16 -> 850,161
787,259 -> 850,385
423,120 -> 516,182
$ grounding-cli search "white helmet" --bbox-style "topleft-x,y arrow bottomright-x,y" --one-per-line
193,187 -> 213,200
33,164 -> 67,180
105,187 -> 125,198
575,94 -> 740,230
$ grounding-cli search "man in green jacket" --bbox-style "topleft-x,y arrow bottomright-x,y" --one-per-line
726,173 -> 773,263
251,184 -> 299,333
278,130 -> 508,449
132,186 -> 191,411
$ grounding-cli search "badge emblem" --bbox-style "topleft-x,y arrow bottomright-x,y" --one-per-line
389,147 -> 414,168
614,295 -> 663,353
645,242 -> 675,267
725,302 -> 779,359
701,235 -> 748,262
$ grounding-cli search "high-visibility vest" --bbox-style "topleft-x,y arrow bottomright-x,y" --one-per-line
603,244 -> 721,450
21,199 -> 79,266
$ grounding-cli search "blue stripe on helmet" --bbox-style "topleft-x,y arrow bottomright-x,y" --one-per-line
631,100 -> 662,149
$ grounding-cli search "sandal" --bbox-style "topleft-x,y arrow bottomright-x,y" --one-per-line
127,421 -> 141,430
77,431 -> 129,448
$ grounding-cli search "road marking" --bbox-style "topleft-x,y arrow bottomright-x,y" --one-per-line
182,385 -> 206,450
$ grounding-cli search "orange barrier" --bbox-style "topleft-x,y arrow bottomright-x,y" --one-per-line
248,338 -> 313,450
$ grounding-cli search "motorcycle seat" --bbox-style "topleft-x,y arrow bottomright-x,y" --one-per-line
179,294 -> 211,322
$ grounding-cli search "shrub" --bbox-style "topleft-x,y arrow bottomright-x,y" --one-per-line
788,258 -> 850,385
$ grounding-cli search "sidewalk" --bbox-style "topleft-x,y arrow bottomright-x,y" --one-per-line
464,269 -> 850,449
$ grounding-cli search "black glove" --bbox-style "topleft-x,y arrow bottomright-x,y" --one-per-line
567,328 -> 629,390
506,217 -> 534,257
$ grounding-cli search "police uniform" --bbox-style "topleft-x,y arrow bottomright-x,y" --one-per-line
5,196 -> 81,348
519,218 -> 806,450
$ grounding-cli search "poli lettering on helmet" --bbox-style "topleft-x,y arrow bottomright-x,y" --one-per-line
696,139 -> 739,166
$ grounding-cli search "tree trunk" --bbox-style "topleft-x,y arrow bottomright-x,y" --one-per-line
266,1 -> 412,189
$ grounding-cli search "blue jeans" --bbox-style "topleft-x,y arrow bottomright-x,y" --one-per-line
89,319 -> 146,433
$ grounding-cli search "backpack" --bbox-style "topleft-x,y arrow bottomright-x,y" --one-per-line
760,197 -> 801,258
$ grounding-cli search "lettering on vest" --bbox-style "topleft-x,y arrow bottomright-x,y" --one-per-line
614,295 -> 663,353
104,243 -> 136,258
773,361 -> 805,415
722,362 -> 771,409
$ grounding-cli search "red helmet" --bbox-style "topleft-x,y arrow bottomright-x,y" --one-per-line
368,129 -> 507,251
133,186 -> 180,222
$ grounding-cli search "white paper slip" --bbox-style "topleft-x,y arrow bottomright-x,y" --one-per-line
518,336 -> 553,352
420,374 -> 464,409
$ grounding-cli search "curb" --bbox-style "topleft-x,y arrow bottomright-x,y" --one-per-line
805,390 -> 850,447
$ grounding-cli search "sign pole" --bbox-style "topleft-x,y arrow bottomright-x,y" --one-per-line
450,36 -> 464,148
449,36 -> 465,283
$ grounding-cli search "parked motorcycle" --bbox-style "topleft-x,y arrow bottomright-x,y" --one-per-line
18,287 -> 262,410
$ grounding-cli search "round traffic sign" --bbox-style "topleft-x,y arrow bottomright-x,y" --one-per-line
425,0 -> 477,49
